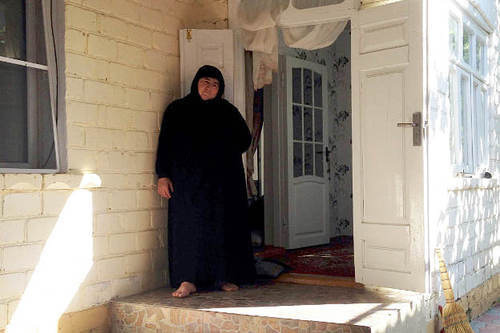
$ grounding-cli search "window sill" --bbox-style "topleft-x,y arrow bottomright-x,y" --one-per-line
0,172 -> 102,190
0,168 -> 59,174
447,176 -> 498,191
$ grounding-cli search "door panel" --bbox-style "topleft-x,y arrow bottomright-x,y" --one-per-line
352,0 -> 426,292
285,57 -> 329,249
362,68 -> 406,224
294,182 -> 327,235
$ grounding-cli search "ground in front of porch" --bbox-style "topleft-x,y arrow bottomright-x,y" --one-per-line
111,281 -> 429,333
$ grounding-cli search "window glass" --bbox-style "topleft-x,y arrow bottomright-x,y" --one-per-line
449,17 -> 458,57
448,70 -> 459,166
304,107 -> 313,141
303,68 -> 312,106
463,27 -> 472,65
293,105 -> 303,140
473,83 -> 486,166
0,0 -> 47,65
0,0 -> 26,61
0,62 -> 55,168
315,144 -> 323,177
314,72 -> 322,107
314,108 -> 323,142
459,74 -> 471,169
304,143 -> 313,176
292,68 -> 302,103
0,61 -> 28,163
293,143 -> 303,177
476,38 -> 485,74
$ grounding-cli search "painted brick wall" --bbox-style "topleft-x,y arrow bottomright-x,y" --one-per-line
427,0 -> 500,312
0,0 -> 227,330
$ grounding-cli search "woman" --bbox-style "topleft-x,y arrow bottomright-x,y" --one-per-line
156,65 -> 256,298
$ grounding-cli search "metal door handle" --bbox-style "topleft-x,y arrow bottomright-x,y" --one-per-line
397,122 -> 417,127
396,112 -> 422,146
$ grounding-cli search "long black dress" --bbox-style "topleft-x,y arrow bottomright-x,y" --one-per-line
155,65 -> 256,290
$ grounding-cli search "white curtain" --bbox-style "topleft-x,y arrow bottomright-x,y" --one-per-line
238,0 -> 347,89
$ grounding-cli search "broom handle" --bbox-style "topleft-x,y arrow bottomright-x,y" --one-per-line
436,248 -> 455,304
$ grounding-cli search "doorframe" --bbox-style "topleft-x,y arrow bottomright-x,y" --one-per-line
229,0 -> 362,250
228,0 -> 431,292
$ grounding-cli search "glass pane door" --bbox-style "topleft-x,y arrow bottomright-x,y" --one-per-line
291,66 -> 324,178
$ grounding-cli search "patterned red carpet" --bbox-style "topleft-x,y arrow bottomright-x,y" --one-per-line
256,236 -> 354,277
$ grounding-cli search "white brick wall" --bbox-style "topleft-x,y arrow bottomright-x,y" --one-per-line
0,0 -> 227,329
427,0 -> 500,309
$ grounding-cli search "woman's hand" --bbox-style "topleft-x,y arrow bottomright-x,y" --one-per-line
158,177 -> 174,199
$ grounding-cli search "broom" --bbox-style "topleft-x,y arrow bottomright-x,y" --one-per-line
435,249 -> 473,333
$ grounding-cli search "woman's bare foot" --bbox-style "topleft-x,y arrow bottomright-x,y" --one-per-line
220,282 -> 239,292
172,282 -> 196,298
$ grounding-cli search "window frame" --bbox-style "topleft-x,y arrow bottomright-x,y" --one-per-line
448,5 -> 490,176
0,0 -> 64,174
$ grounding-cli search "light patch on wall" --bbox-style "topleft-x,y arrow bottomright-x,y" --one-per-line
7,175 -> 99,333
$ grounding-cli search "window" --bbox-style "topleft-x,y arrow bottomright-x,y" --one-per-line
448,12 -> 489,175
0,0 -> 61,172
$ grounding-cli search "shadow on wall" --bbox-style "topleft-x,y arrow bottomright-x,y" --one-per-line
6,175 -> 100,333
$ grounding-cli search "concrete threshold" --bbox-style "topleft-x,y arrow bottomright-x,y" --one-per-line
111,282 -> 428,333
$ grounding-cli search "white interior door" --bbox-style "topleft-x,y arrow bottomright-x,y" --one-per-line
285,57 -> 330,249
180,29 -> 234,103
352,0 -> 426,292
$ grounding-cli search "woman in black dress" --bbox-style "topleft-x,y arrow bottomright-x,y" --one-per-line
156,65 -> 256,298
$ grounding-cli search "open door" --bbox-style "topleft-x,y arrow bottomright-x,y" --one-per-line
352,0 -> 426,292
284,56 -> 330,249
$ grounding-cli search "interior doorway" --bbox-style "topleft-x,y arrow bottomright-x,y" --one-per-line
248,23 -> 353,278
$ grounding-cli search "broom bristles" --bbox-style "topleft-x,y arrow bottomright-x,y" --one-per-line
435,249 -> 474,333
442,303 -> 474,333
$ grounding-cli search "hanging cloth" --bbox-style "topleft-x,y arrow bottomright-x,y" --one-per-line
281,21 -> 347,50
237,0 -> 348,90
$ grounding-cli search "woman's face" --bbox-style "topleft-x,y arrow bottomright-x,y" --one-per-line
197,77 -> 220,101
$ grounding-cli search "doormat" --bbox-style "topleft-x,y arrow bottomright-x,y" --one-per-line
256,236 -> 354,277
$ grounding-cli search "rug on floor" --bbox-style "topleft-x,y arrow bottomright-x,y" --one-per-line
255,236 -> 354,277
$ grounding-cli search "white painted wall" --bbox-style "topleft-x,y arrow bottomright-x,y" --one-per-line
427,0 -> 500,305
0,0 -> 228,330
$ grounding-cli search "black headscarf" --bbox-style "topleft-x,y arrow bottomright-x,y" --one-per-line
189,65 -> 225,101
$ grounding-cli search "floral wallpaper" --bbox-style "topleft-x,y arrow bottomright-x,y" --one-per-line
279,23 -> 353,237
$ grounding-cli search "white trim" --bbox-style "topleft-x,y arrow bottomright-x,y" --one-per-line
0,55 -> 49,71
465,0 -> 494,32
453,0 -> 494,34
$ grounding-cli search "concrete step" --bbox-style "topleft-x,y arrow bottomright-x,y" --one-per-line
110,282 -> 429,333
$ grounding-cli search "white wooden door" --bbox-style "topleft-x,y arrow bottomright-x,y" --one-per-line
285,57 -> 330,249
180,29 -> 234,103
352,0 -> 426,292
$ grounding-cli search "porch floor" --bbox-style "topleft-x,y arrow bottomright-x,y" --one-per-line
111,281 -> 428,332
